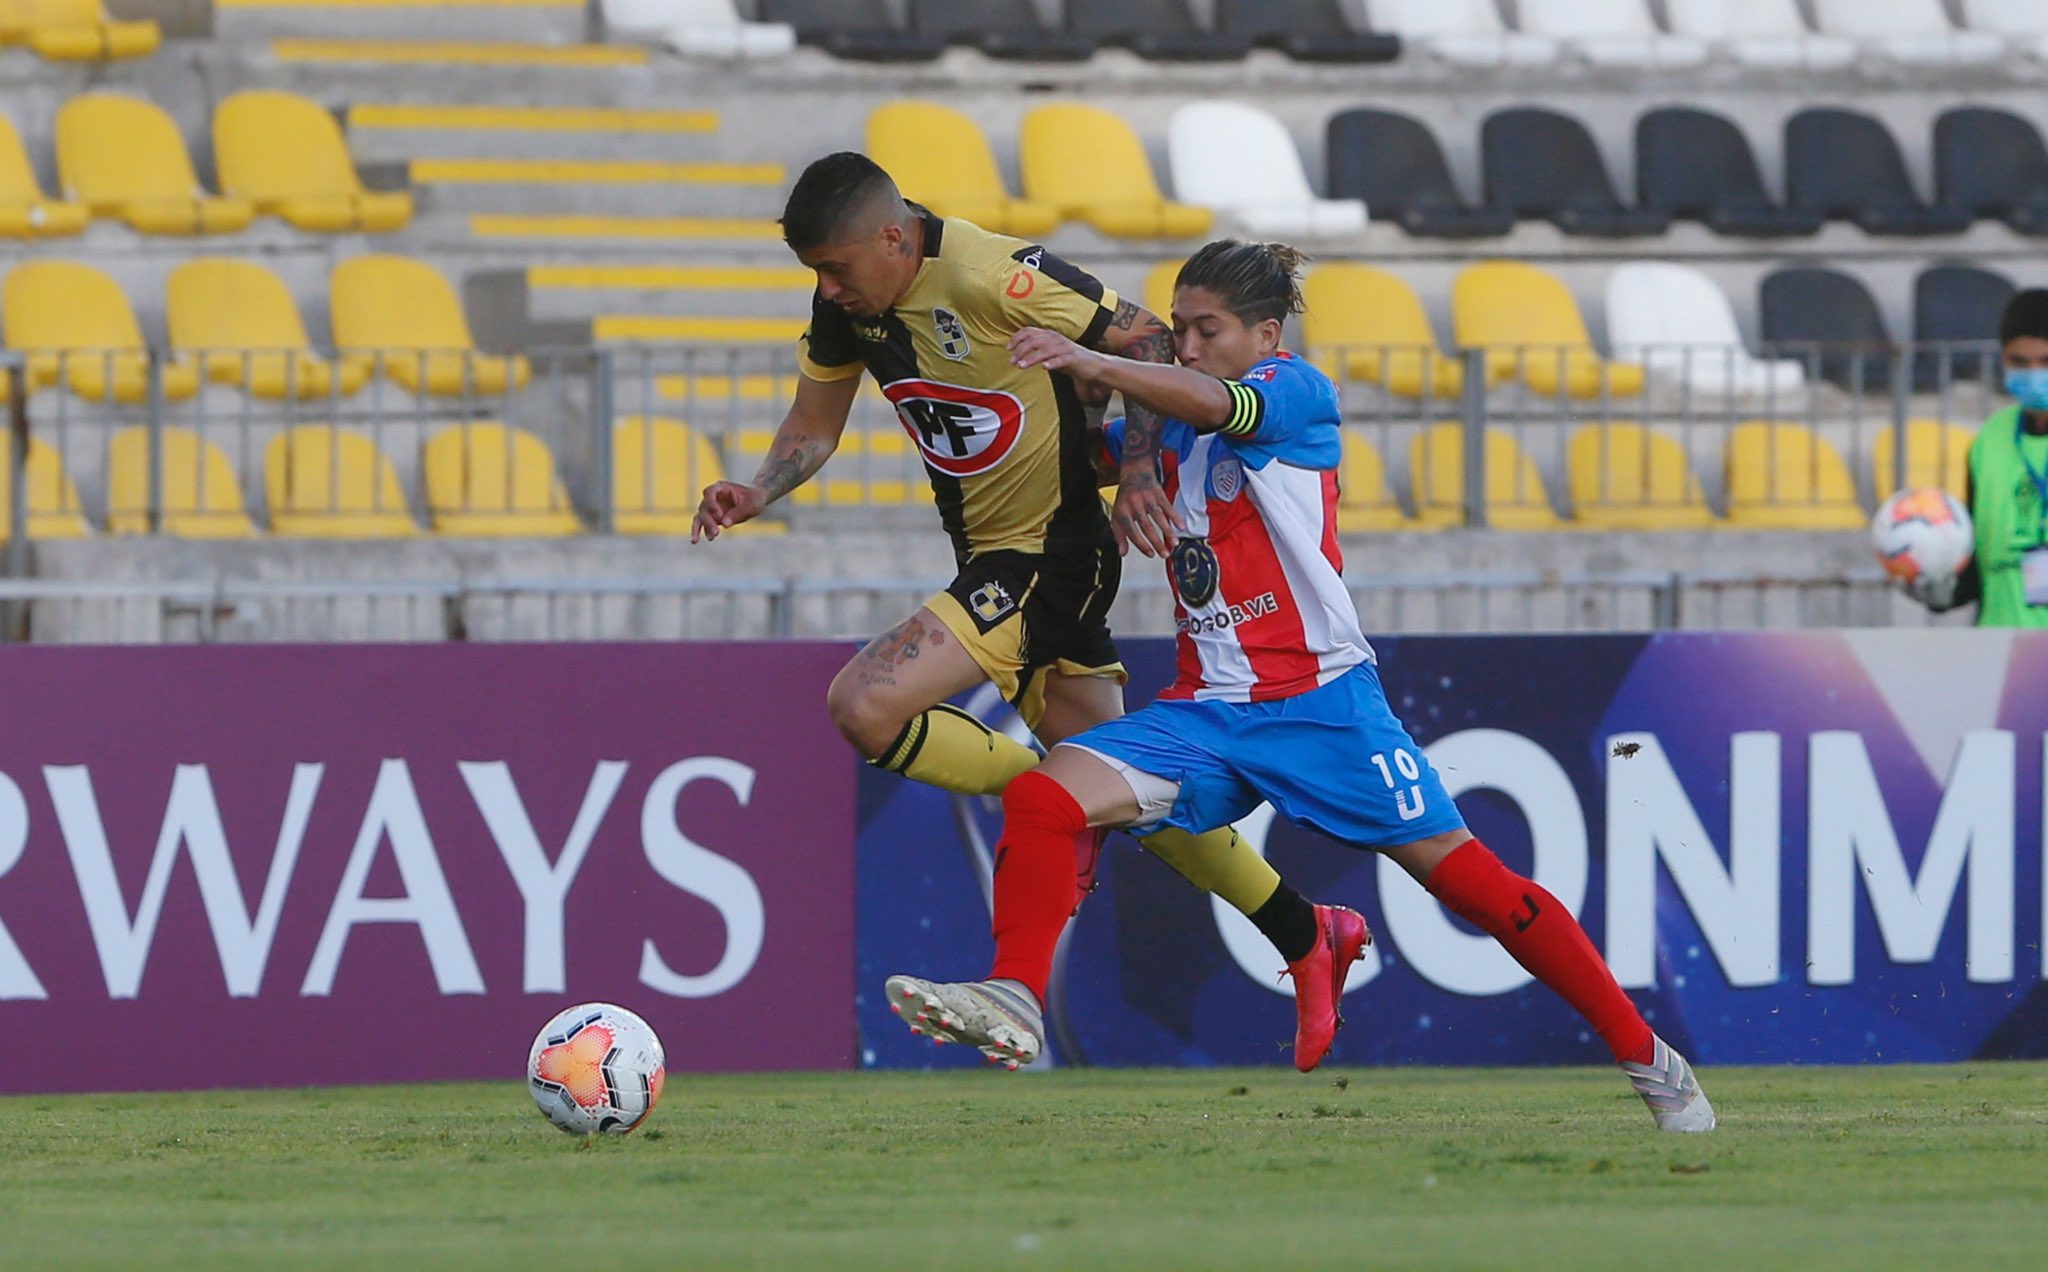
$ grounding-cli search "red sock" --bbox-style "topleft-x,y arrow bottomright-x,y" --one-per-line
987,770 -> 1089,1006
1425,839 -> 1655,1066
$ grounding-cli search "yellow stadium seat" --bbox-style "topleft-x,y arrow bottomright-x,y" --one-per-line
1143,260 -> 1182,322
1409,422 -> 1563,530
0,431 -> 90,539
264,426 -> 417,538
1725,421 -> 1866,530
1567,424 -> 1717,530
1020,104 -> 1212,240
106,427 -> 256,538
0,113 -> 86,238
214,90 -> 413,234
55,95 -> 253,234
168,258 -> 370,402
423,422 -> 581,536
1453,262 -> 1644,400
1871,419 -> 1975,500
867,101 -> 1056,240
3,261 -> 201,404
1336,432 -> 1417,532
610,415 -> 727,535
1303,264 -> 1466,400
0,0 -> 158,61
332,255 -> 531,398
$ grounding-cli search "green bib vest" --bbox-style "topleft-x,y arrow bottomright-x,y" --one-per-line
1967,405 -> 2048,628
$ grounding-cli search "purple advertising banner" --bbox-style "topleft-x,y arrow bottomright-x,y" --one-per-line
0,643 -> 856,1093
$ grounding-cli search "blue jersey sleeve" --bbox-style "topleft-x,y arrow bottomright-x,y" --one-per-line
1220,356 -> 1342,471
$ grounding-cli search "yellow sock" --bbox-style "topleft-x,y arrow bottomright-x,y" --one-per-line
1138,826 -> 1282,916
872,704 -> 1040,796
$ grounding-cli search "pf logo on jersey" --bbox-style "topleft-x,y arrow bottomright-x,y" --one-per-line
1170,537 -> 1221,607
933,307 -> 971,361
882,378 -> 1026,477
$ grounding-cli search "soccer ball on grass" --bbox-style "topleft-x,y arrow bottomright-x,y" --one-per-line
527,1002 -> 666,1136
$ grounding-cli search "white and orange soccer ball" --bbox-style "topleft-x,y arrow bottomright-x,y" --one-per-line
527,1003 -> 666,1136
1871,487 -> 1975,584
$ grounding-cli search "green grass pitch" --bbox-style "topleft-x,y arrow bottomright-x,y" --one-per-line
2,1063 -> 2043,1270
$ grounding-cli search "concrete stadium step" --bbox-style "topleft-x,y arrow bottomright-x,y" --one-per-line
345,102 -> 735,164
218,0 -> 591,44
461,213 -> 786,246
269,37 -> 643,68
525,264 -> 815,322
410,158 -> 786,217
593,314 -> 809,343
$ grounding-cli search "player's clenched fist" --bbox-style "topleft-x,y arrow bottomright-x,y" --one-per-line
691,480 -> 768,543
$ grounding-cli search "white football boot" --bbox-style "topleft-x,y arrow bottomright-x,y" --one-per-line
1622,1034 -> 1717,1132
885,975 -> 1043,1070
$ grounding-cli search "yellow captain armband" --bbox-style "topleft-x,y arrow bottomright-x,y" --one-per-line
1220,380 -> 1265,437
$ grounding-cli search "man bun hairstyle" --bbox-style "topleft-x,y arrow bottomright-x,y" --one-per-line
781,151 -> 899,252
1174,239 -> 1308,326
2000,288 -> 2048,346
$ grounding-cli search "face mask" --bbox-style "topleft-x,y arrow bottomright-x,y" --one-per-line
2006,367 -> 2048,413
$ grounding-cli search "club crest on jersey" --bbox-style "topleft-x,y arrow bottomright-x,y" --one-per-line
932,307 -> 971,361
1208,457 -> 1245,502
968,581 -> 1016,625
1170,537 -> 1220,608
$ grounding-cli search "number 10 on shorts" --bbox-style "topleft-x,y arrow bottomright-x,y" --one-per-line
1370,749 -> 1427,822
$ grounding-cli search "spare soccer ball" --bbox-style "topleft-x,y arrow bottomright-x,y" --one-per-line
527,1003 -> 666,1136
1871,487 -> 1974,583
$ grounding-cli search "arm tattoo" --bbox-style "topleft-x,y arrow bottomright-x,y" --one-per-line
1109,298 -> 1142,331
1117,320 -> 1176,484
753,437 -> 822,503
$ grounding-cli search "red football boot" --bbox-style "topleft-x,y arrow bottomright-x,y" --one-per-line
1282,905 -> 1371,1072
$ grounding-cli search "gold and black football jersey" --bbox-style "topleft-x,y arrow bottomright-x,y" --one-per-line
796,211 -> 1122,559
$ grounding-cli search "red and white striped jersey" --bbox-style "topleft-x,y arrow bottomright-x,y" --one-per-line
1106,354 -> 1372,703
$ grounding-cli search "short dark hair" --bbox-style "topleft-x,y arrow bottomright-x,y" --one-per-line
1174,239 -> 1307,326
781,152 -> 898,251
2001,288 -> 2048,345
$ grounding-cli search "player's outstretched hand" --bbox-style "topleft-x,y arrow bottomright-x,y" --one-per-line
691,480 -> 768,543
1112,475 -> 1183,559
1902,571 -> 1958,611
1009,327 -> 1109,385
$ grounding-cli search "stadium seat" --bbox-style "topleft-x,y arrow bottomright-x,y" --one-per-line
264,426 -> 419,538
1913,264 -> 2015,390
1811,0 -> 2003,65
865,102 -> 1057,238
1365,0 -> 1555,67
1300,264 -> 1465,399
613,415 -> 725,534
1759,267 -> 1894,393
1784,108 -> 1972,237
1409,423 -> 1563,530
1453,262 -> 1645,400
1514,0 -> 1709,68
1065,0 -> 1250,60
1604,262 -> 1805,398
1961,1 -> 2048,56
1168,102 -> 1366,238
0,433 -> 90,539
756,0 -> 943,60
0,0 -> 158,61
2,261 -> 201,404
167,258 -> 370,402
1336,432 -> 1417,532
106,426 -> 257,538
1872,419 -> 1976,499
1480,108 -> 1670,238
1933,108 -> 2048,236
1567,423 -> 1718,530
909,0 -> 1095,60
1020,104 -> 1212,239
601,0 -> 796,58
214,90 -> 413,234
1724,422 -> 1865,530
1635,107 -> 1821,238
1143,260 -> 1181,321
1325,109 -> 1513,239
54,95 -> 254,236
422,423 -> 582,536
1213,0 -> 1400,62
0,113 -> 86,238
1665,0 -> 1856,69
330,255 -> 531,398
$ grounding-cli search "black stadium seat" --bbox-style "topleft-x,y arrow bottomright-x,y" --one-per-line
760,0 -> 945,60
1934,107 -> 2048,236
1480,107 -> 1670,237
1326,108 -> 1512,238
1914,264 -> 2016,389
1067,0 -> 1250,60
1760,267 -> 1895,392
1784,108 -> 1973,237
1214,0 -> 1400,62
1635,106 -> 1821,238
909,0 -> 1096,60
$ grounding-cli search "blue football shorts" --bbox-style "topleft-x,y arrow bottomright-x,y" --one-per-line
1059,661 -> 1467,850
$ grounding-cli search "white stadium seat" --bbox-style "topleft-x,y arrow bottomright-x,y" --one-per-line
1515,0 -> 1710,69
1811,0 -> 2004,66
1665,0 -> 1857,71
1365,0 -> 1556,69
601,0 -> 795,58
1605,262 -> 1806,399
1168,102 -> 1366,239
1959,0 -> 2048,58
